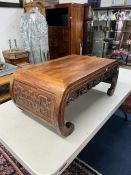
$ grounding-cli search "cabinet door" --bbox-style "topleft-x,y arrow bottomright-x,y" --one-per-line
70,5 -> 84,55
46,7 -> 70,59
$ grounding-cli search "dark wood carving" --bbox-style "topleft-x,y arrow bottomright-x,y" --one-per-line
12,80 -> 56,126
66,66 -> 119,105
10,55 -> 119,136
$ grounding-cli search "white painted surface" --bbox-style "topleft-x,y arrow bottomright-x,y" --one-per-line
100,0 -> 112,7
0,0 -> 19,2
0,8 -> 24,61
59,0 -> 87,4
0,68 -> 131,175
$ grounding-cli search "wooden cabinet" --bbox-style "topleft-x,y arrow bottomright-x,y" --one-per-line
45,3 -> 84,59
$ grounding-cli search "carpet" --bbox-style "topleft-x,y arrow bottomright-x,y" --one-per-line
0,143 -> 102,175
78,112 -> 131,175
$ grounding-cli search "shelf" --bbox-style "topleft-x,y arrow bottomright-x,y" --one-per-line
94,6 -> 131,10
109,31 -> 131,33
93,31 -> 131,33
94,40 -> 131,48
93,20 -> 131,22
0,92 -> 10,104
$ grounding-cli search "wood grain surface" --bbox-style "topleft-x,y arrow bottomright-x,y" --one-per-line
10,55 -> 119,136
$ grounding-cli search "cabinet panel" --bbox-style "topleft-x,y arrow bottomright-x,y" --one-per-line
48,26 -> 70,59
70,5 -> 84,54
46,3 -> 84,59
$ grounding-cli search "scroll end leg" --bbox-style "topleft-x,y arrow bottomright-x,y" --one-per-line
107,67 -> 119,96
107,88 -> 115,96
59,122 -> 74,137
56,119 -> 74,137
65,122 -> 74,132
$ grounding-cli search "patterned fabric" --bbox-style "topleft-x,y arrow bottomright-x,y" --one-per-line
62,158 -> 102,175
0,144 -> 30,175
20,7 -> 49,64
0,143 -> 101,175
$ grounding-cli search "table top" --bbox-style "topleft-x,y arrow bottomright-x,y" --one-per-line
20,55 -> 117,86
0,74 -> 12,104
0,68 -> 130,175
0,74 -> 12,86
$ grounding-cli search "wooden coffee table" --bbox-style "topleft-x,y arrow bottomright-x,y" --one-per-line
10,55 -> 119,136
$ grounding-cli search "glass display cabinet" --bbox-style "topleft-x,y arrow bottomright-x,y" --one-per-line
91,6 -> 131,65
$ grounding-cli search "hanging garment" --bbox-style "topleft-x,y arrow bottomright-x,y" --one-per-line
20,7 -> 49,64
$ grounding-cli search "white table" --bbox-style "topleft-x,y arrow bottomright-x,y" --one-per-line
0,68 -> 131,175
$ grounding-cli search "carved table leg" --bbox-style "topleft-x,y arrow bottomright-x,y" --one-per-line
56,98 -> 74,137
107,67 -> 119,96
57,119 -> 74,137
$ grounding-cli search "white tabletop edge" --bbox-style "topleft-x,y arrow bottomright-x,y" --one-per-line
0,68 -> 131,175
